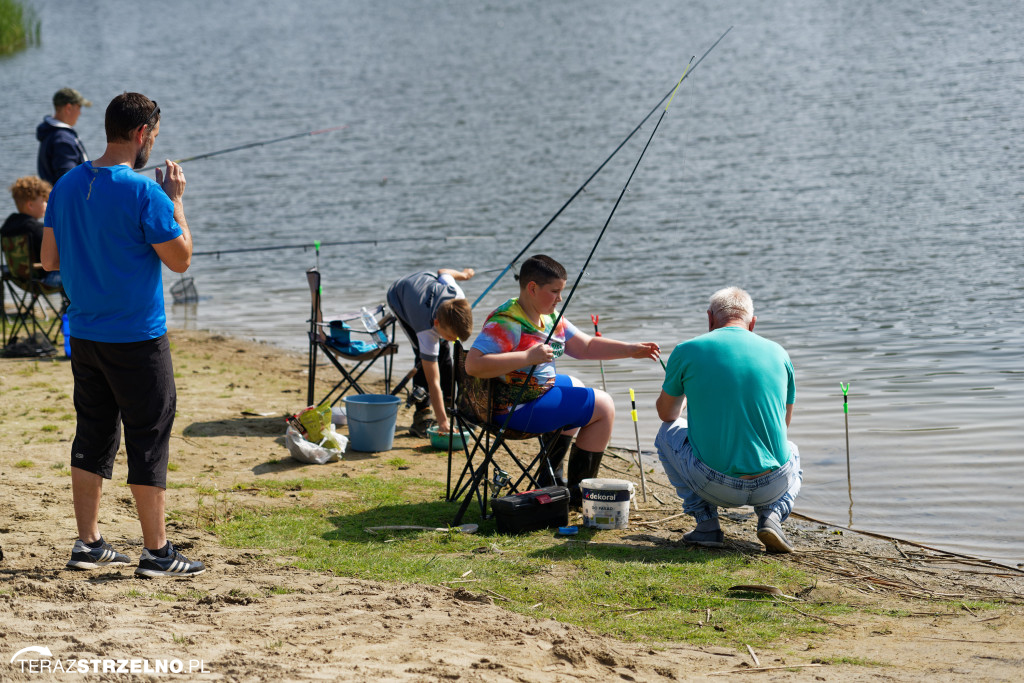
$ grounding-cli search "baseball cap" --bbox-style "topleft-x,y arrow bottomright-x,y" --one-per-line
53,88 -> 92,107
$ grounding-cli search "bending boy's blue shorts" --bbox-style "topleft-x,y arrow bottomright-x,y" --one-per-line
503,374 -> 595,434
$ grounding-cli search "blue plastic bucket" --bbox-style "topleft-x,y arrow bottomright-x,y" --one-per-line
343,394 -> 402,452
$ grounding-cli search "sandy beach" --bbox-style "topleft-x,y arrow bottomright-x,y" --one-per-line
2,328 -> 1022,682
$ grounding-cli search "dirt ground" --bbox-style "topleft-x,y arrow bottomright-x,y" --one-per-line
1,329 -> 1022,682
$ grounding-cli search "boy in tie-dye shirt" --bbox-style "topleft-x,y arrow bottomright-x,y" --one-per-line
467,255 -> 660,505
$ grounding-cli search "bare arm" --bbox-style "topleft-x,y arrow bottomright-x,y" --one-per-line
41,227 -> 59,271
785,403 -> 793,428
656,390 -> 686,422
151,160 -> 192,273
464,345 -> 552,379
437,267 -> 475,281
565,331 -> 660,362
421,359 -> 450,433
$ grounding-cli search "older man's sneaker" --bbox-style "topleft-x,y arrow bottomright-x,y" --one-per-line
66,538 -> 131,570
682,528 -> 725,548
135,542 -> 205,578
757,514 -> 794,553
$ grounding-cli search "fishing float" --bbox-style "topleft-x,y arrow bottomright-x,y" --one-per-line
842,381 -> 853,525
630,388 -> 649,503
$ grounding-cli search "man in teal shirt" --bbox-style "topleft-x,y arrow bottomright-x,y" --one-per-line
655,287 -> 801,553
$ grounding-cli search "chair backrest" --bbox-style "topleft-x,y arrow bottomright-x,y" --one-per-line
453,341 -> 493,425
307,266 -> 393,346
306,267 -> 325,342
1,233 -> 38,289
452,341 -> 543,441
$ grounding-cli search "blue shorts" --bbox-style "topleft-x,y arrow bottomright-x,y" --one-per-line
502,374 -> 596,434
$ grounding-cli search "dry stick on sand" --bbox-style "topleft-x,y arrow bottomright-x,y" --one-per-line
708,664 -> 824,676
636,512 -> 686,527
745,645 -> 760,668
484,588 -> 510,601
364,524 -> 479,535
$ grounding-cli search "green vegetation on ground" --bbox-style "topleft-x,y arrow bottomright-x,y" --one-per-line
211,474 -> 850,649
0,0 -> 40,55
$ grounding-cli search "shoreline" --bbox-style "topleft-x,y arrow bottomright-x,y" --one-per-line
173,322 -> 1022,571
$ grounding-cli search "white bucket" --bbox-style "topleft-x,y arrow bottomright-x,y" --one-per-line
331,406 -> 347,426
580,478 -> 634,529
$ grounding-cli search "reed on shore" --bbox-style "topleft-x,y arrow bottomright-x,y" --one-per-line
0,0 -> 40,56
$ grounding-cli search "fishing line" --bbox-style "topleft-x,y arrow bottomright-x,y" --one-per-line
455,55 -> 701,523
136,125 -> 347,173
471,26 -> 732,310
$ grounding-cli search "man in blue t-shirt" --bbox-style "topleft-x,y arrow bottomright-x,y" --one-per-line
41,92 -> 204,578
654,287 -> 801,553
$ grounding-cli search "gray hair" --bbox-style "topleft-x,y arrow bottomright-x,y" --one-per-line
708,286 -> 753,325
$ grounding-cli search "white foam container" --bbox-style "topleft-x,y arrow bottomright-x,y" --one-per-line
580,478 -> 634,529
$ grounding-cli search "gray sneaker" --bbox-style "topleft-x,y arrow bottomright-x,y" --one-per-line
66,539 -> 131,570
756,514 -> 794,553
682,528 -> 725,548
135,542 -> 206,578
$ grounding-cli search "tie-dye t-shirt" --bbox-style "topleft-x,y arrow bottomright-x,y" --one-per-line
471,298 -> 581,413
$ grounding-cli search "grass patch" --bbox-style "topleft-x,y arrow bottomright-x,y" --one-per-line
177,588 -> 209,601
812,656 -> 890,667
212,474 -> 837,649
14,459 -> 33,468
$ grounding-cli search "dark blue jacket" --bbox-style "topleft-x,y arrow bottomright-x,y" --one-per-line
36,117 -> 88,185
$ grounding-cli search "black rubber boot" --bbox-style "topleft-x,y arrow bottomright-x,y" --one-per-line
566,444 -> 605,507
409,408 -> 436,438
535,433 -> 573,488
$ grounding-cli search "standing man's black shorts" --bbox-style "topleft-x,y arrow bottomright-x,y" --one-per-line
69,334 -> 176,488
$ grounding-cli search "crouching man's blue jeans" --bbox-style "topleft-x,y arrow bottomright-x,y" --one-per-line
655,418 -> 802,525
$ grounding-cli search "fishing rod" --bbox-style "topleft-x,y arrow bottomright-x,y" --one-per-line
471,26 -> 732,310
454,57 -> 696,524
136,125 -> 347,173
191,234 -> 484,258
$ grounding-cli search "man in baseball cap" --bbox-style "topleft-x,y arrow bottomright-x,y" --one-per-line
36,88 -> 92,184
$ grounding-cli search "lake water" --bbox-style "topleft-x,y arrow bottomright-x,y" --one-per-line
2,0 -> 1021,567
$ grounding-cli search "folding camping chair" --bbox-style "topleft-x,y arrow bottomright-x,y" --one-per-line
1,233 -> 68,349
306,266 -> 400,407
445,341 -> 566,525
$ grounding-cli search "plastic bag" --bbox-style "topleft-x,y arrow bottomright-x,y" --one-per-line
285,424 -> 347,464
297,403 -> 333,443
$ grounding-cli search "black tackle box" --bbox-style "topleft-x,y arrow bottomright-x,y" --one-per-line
492,485 -> 570,534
